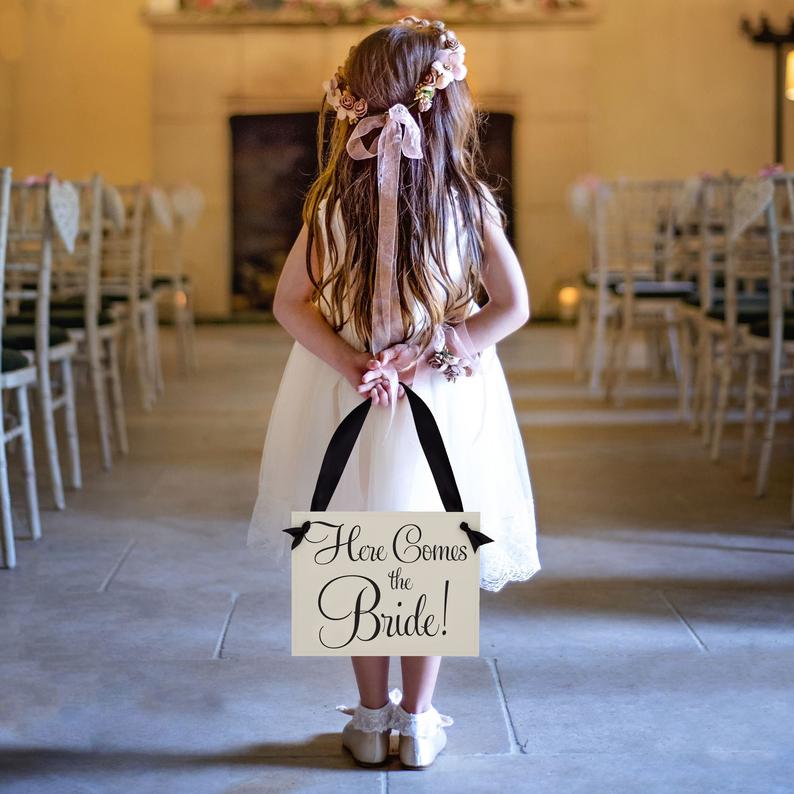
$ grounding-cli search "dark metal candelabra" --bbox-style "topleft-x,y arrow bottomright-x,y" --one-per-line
740,14 -> 794,164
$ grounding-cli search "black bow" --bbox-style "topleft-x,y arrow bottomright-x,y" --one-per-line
282,520 -> 312,550
459,521 -> 495,553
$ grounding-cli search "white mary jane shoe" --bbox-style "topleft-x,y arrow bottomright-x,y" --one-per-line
336,688 -> 401,767
391,700 -> 454,770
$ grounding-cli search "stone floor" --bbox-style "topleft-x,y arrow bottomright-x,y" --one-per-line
1,324 -> 793,793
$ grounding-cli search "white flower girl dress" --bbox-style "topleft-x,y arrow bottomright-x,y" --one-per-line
247,195 -> 541,592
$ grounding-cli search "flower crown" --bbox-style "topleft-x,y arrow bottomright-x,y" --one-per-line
321,17 -> 468,125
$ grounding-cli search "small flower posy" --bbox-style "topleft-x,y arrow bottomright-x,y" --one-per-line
428,347 -> 474,383
322,16 -> 468,125
322,70 -> 369,125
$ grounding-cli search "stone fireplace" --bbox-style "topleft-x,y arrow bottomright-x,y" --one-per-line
229,110 -> 516,313
147,15 -> 596,318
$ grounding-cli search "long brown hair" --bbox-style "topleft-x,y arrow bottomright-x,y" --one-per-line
303,19 -> 503,352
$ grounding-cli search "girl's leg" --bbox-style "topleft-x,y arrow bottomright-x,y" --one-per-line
400,656 -> 442,713
351,656 -> 390,708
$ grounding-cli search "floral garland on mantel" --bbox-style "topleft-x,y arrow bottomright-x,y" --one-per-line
175,0 -> 589,26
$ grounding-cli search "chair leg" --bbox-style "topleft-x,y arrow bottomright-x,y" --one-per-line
131,310 -> 153,412
16,385 -> 40,541
709,344 -> 734,463
678,317 -> 692,420
185,291 -> 198,372
38,361 -> 65,510
612,310 -> 632,407
61,357 -> 81,490
689,323 -> 703,431
700,333 -> 715,447
589,301 -> 608,396
740,350 -> 758,479
666,310 -> 682,382
573,294 -> 592,382
145,302 -> 164,396
755,366 -> 781,498
107,335 -> 129,455
89,340 -> 113,471
0,418 -> 16,569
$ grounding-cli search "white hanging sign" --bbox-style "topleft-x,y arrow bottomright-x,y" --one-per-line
289,510 -> 483,656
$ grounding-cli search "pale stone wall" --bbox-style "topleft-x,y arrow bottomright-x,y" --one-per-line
1,0 -> 792,317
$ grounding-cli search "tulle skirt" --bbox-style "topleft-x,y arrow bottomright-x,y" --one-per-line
246,339 -> 541,592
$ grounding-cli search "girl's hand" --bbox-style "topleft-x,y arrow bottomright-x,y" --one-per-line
356,342 -> 423,406
344,351 -> 394,405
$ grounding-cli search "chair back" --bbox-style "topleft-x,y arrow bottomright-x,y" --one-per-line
764,174 -> 794,361
6,179 -> 59,364
694,176 -> 737,313
101,183 -> 146,309
0,167 -> 11,349
718,176 -> 780,336
44,175 -> 107,344
616,179 -> 683,285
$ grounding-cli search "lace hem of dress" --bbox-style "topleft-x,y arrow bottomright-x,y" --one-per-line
479,508 -> 542,592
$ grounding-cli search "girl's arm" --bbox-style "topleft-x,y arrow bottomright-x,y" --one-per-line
360,200 -> 530,403
453,203 -> 531,354
273,222 -> 383,397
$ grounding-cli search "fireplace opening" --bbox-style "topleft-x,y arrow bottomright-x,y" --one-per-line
230,111 -> 515,314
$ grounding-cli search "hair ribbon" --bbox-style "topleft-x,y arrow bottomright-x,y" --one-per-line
346,103 -> 423,429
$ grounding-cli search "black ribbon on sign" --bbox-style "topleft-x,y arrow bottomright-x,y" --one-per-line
282,520 -> 311,550
283,519 -> 345,550
459,521 -> 495,553
285,382 -> 494,551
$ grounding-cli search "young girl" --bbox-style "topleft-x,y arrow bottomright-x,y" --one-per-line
247,16 -> 541,770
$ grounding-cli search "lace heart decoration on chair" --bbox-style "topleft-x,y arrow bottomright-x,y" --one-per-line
48,177 -> 80,254
171,184 -> 205,228
673,177 -> 704,225
148,186 -> 174,232
730,177 -> 775,243
102,183 -> 126,233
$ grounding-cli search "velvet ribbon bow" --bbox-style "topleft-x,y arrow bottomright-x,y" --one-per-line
459,521 -> 495,553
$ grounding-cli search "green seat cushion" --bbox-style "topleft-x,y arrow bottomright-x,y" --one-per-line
7,310 -> 115,329
2,325 -> 71,350
580,271 -> 625,289
22,297 -> 117,313
749,319 -> 794,340
705,297 -> 782,324
152,274 -> 190,287
611,280 -> 696,299
103,289 -> 152,303
681,292 -> 704,308
1,348 -> 31,373
681,290 -> 727,308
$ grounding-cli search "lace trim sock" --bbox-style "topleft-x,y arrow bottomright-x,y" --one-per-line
336,687 -> 402,733
391,702 -> 455,738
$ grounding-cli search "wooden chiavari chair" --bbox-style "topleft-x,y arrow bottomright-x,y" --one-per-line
101,183 -> 159,412
0,167 -> 40,569
678,177 -> 731,429
705,178 -> 774,463
6,177 -> 80,510
572,178 -> 624,394
11,176 -> 129,470
739,174 -> 794,515
150,183 -> 202,374
603,179 -> 696,406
